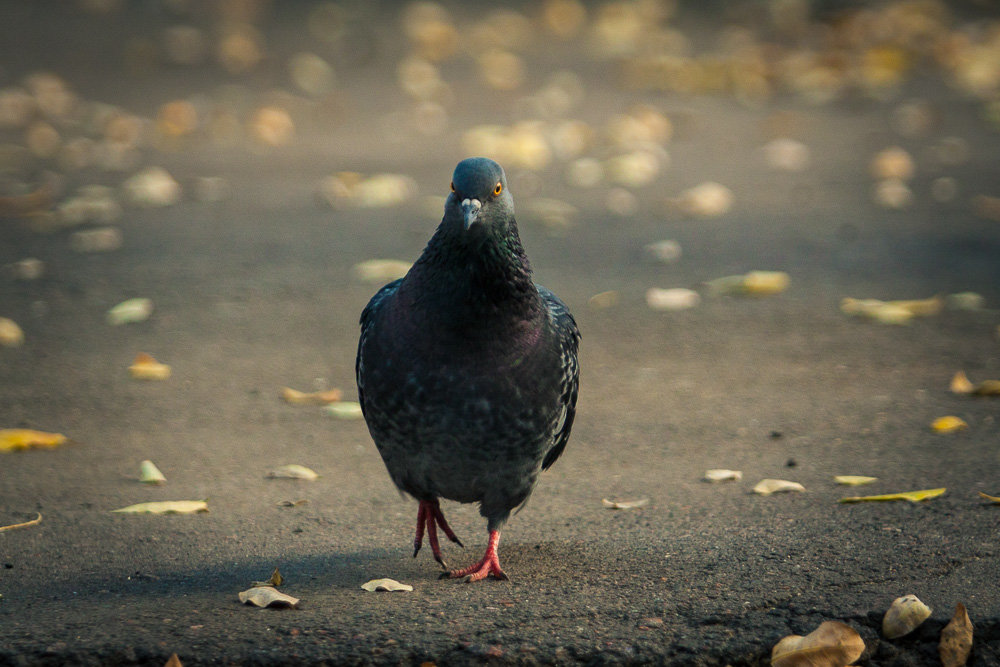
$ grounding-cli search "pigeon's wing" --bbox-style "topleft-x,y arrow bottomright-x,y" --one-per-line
537,285 -> 580,471
356,278 -> 402,411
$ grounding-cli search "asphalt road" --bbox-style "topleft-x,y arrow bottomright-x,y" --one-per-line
2,1 -> 1000,665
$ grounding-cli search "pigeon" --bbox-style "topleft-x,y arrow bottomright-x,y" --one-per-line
356,157 -> 580,582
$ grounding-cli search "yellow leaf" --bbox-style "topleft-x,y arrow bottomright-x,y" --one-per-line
932,416 -> 968,433
753,479 -> 805,495
834,475 -> 879,486
951,371 -> 1000,397
601,497 -> 649,509
950,371 -> 975,395
771,620 -> 865,667
238,585 -> 300,608
939,603 -> 974,667
0,317 -> 24,347
138,460 -> 166,484
704,469 -> 742,482
266,464 -> 319,481
324,401 -> 363,419
252,567 -> 284,588
164,654 -> 183,667
840,487 -> 945,503
0,512 -> 42,533
360,578 -> 413,592
111,500 -> 208,514
978,492 -> 1000,504
0,429 -> 68,452
280,386 -> 343,405
129,352 -> 171,380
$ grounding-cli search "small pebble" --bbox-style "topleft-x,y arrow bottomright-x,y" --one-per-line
71,226 -> 123,253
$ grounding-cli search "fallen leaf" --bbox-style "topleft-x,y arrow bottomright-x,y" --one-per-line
111,500 -> 208,514
267,464 -> 319,481
238,586 -> 300,608
883,594 -> 932,639
351,259 -> 412,283
601,497 -> 649,509
840,488 -> 945,503
645,287 -> 700,311
771,620 -> 865,667
939,603 -> 973,667
360,578 -> 413,592
753,479 -> 805,495
324,401 -> 364,419
0,512 -> 42,533
950,371 -> 1000,397
0,429 -> 68,452
834,475 -> 879,486
0,183 -> 53,218
164,654 -> 183,667
977,492 -> 1000,504
277,499 -> 309,507
840,296 -> 942,325
107,298 -> 153,326
950,371 -> 976,395
932,416 -> 968,433
129,352 -> 171,380
280,386 -> 343,405
252,567 -> 284,588
703,469 -> 742,482
139,459 -> 166,484
587,290 -> 619,309
706,271 -> 789,297
0,317 -> 25,347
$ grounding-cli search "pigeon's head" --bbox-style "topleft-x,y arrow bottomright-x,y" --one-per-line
447,157 -> 514,234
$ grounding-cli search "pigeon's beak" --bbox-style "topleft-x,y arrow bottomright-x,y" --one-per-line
461,198 -> 482,230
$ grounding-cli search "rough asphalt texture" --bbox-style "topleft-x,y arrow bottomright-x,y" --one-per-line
1,2 -> 999,665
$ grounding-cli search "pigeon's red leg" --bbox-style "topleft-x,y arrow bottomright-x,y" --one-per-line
444,530 -> 508,582
426,499 -> 463,548
413,499 -> 464,568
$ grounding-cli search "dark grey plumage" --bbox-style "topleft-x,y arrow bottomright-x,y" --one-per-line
356,157 -> 580,581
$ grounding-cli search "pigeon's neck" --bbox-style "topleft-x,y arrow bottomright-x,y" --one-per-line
401,222 -> 543,330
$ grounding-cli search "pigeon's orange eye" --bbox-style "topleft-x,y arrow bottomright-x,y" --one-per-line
493,182 -> 503,196
450,182 -> 455,193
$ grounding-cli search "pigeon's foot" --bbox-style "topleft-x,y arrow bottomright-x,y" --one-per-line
443,530 -> 508,582
413,499 -> 464,568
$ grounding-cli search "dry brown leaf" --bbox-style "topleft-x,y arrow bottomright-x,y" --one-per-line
280,386 -> 343,405
601,497 -> 649,509
771,620 -> 865,667
753,479 -> 805,495
883,594 -> 932,639
164,654 -> 183,667
0,183 -> 53,218
238,585 -> 300,608
360,578 -> 413,592
0,429 -> 68,452
0,512 -> 42,533
278,499 -> 309,507
129,353 -> 171,380
940,603 -> 973,667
